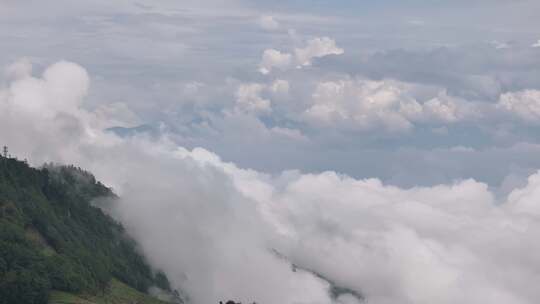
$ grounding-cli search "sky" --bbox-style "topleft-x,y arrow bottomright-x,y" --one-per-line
2,0 -> 540,188
2,1 -> 540,303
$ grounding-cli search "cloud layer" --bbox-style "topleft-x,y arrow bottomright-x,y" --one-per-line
3,0 -> 540,186
2,60 -> 540,304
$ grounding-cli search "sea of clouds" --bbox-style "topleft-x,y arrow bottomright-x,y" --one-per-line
2,60 -> 540,304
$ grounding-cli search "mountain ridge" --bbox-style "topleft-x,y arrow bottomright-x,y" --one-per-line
0,152 -> 179,304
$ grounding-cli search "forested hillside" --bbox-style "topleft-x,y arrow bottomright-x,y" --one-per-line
0,153 -> 175,304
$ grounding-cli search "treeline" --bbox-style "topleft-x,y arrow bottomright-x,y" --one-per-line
0,156 -> 172,304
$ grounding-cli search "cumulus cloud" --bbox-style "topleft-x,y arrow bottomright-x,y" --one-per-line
0,60 -> 91,155
303,78 -> 474,131
497,90 -> 540,123
235,83 -> 272,114
294,37 -> 344,67
0,59 -> 119,164
422,91 -> 467,123
269,79 -> 290,95
258,15 -> 280,31
234,80 -> 290,114
506,172 -> 540,216
258,37 -> 343,74
259,49 -> 292,74
4,60 -> 540,304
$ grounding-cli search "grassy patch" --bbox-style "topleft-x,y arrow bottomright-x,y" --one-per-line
49,279 -> 169,304
48,291 -> 95,304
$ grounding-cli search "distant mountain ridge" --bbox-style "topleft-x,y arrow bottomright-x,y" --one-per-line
106,124 -> 161,138
0,153 -> 179,304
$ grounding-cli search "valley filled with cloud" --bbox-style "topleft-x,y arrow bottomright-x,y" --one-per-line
2,1 -> 540,303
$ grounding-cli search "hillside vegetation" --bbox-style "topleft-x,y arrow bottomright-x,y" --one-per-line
0,154 -> 173,304
49,279 -> 168,304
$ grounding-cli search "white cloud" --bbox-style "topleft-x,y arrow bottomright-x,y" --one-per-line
234,80 -> 289,114
258,15 -> 280,31
506,172 -> 540,216
1,60 -> 89,119
0,60 -> 115,164
258,36 -> 343,74
132,149 -> 540,304
259,49 -> 292,74
498,90 -> 540,123
532,40 -> 540,48
303,78 -> 473,131
294,37 -> 344,67
423,91 -> 462,123
235,83 -> 272,114
270,79 -> 290,95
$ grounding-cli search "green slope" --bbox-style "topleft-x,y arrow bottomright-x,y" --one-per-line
49,279 -> 168,304
0,155 -> 174,304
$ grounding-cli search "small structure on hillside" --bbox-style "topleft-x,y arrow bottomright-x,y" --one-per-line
220,301 -> 256,304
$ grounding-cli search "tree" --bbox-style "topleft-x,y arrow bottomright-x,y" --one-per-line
0,270 -> 50,304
